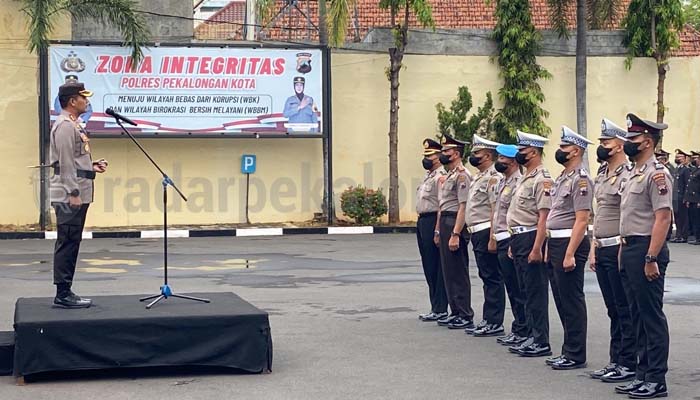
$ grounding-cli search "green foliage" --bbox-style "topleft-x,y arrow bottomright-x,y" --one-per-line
623,0 -> 685,68
685,0 -> 700,30
340,186 -> 388,225
435,87 -> 495,144
546,0 -> 621,39
328,0 -> 355,47
492,0 -> 552,142
256,0 -> 276,27
19,0 -> 149,66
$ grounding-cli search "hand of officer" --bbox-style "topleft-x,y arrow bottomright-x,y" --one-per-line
69,194 -> 81,209
507,246 -> 513,259
433,231 -> 440,247
645,262 -> 661,281
589,250 -> 596,272
528,248 -> 543,264
563,255 -> 576,272
299,97 -> 311,109
685,202 -> 690,208
93,159 -> 108,173
448,235 -> 460,251
487,237 -> 497,253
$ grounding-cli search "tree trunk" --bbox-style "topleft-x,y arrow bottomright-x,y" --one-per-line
575,0 -> 587,139
388,46 -> 402,224
318,0 -> 328,46
656,58 -> 667,149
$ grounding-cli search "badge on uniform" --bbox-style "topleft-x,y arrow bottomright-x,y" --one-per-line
503,186 -> 512,196
80,132 -> 90,152
543,180 -> 552,196
652,173 -> 668,195
578,179 -> 588,196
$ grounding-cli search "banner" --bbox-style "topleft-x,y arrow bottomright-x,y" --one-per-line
49,45 -> 324,136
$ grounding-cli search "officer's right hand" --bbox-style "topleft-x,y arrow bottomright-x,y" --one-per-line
433,232 -> 440,247
528,248 -> 543,264
69,195 -> 81,209
589,248 -> 596,272
448,235 -> 460,251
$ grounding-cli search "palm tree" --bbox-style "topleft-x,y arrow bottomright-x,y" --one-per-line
547,0 -> 619,138
19,0 -> 149,65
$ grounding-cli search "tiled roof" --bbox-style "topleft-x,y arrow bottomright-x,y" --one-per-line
194,0 -> 700,56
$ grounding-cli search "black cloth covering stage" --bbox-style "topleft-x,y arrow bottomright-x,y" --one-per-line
13,292 -> 272,377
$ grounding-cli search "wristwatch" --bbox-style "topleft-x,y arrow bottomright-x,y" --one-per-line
644,254 -> 657,263
451,232 -> 460,237
70,189 -> 80,197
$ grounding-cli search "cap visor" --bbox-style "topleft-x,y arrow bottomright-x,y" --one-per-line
79,90 -> 93,97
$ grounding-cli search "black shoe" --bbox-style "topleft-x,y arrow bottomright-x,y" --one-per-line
508,337 -> 534,353
615,380 -> 645,394
545,355 -> 564,366
517,343 -> 552,357
437,314 -> 457,326
551,356 -> 587,370
590,363 -> 618,379
503,334 -> 528,346
601,365 -> 636,383
447,316 -> 473,330
627,382 -> 668,399
464,319 -> 487,335
419,312 -> 445,321
473,323 -> 505,337
53,293 -> 92,309
496,333 -> 515,344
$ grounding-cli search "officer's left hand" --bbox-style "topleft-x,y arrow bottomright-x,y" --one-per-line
645,262 -> 661,281
487,238 -> 497,253
563,255 -> 576,272
448,235 -> 460,251
93,161 -> 107,173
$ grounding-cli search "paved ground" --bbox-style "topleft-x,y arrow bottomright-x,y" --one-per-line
0,234 -> 698,400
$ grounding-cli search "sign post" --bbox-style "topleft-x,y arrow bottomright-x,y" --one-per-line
241,155 -> 256,224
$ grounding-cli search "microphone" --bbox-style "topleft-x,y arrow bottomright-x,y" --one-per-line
105,107 -> 138,126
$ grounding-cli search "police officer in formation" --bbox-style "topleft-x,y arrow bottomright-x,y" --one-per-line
671,149 -> 691,243
589,118 -> 636,383
685,151 -> 700,245
614,113 -> 672,398
415,112 -> 677,398
465,135 -> 505,336
50,81 -> 108,309
435,134 -> 475,330
506,131 -> 554,358
416,139 -> 449,322
491,144 -> 528,346
545,127 -> 594,370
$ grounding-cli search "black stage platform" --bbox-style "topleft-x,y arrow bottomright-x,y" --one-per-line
13,292 -> 272,379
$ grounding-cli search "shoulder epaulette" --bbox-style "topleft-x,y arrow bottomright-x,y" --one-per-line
541,170 -> 551,178
654,161 -> 665,170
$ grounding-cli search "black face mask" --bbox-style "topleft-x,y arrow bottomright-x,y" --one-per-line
693,159 -> 699,167
515,152 -> 529,165
596,145 -> 613,162
494,161 -> 509,173
468,155 -> 483,167
623,141 -> 643,159
674,159 -> 682,165
439,154 -> 452,166
555,149 -> 571,165
422,158 -> 434,170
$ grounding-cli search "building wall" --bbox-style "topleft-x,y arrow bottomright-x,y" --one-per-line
1,3 -> 699,227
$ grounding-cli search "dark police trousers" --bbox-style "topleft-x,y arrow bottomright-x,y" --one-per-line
595,244 -> 636,369
497,237 -> 528,337
417,212 -> 448,314
438,213 -> 474,320
510,231 -> 549,345
673,205 -> 688,240
471,229 -> 505,324
548,236 -> 590,363
689,203 -> 700,240
620,236 -> 670,384
53,203 -> 89,290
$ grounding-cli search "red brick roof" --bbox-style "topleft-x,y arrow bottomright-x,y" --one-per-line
194,0 -> 700,56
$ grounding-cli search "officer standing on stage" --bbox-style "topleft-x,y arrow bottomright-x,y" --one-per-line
614,113 -> 672,398
506,130 -> 554,358
545,126 -> 593,371
50,81 -> 108,308
671,149 -> 691,243
466,135 -> 505,337
435,134 -> 475,330
416,138 -> 449,322
684,151 -> 700,245
492,144 -> 528,347
589,118 -> 636,382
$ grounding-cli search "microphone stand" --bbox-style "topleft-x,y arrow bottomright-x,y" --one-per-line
112,118 -> 210,309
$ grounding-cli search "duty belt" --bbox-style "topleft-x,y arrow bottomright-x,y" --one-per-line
418,211 -> 438,218
494,231 -> 511,242
53,166 -> 96,180
546,229 -> 589,239
594,236 -> 621,248
467,221 -> 491,234
508,225 -> 538,235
